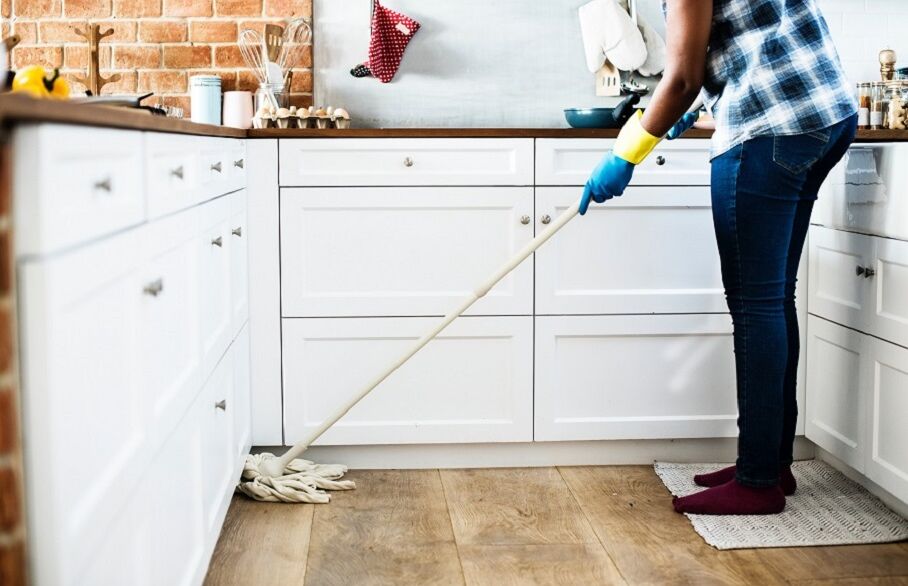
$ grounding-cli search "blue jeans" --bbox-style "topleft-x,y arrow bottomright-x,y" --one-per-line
711,115 -> 857,487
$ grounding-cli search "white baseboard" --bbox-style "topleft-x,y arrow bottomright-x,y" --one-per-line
815,447 -> 908,518
253,437 -> 816,470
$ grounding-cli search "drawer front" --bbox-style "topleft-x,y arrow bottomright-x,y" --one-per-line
280,187 -> 534,317
535,138 -> 711,186
229,190 -> 249,333
279,138 -> 534,186
867,237 -> 908,348
199,194 -> 234,378
145,132 -> 202,219
814,144 -> 908,241
282,316 -> 533,445
16,124 -> 145,255
807,226 -> 873,331
534,314 -> 738,441
805,315 -> 867,472
535,186 -> 726,314
202,348 -> 235,535
198,137 -> 236,200
865,335 -> 908,504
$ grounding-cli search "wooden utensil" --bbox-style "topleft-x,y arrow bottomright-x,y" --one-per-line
73,24 -> 121,95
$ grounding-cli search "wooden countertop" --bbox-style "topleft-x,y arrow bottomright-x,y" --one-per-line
2,94 -> 907,141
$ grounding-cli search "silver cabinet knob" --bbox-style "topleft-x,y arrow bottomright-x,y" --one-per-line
233,158 -> 244,169
856,265 -> 866,277
863,266 -> 876,278
211,236 -> 223,247
94,178 -> 112,192
210,161 -> 222,173
232,227 -> 243,237
656,156 -> 666,166
143,278 -> 164,297
403,156 -> 414,167
170,166 -> 184,180
520,215 -> 531,225
215,399 -> 227,411
540,214 -> 552,225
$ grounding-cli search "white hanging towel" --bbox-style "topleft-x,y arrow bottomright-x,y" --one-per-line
616,0 -> 667,77
578,0 -> 648,73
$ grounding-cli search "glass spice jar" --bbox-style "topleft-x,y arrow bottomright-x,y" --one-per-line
857,82 -> 871,129
870,82 -> 885,130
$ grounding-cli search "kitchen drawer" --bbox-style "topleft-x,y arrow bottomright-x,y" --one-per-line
278,138 -> 534,186
145,132 -> 202,219
867,236 -> 908,349
229,190 -> 249,334
282,316 -> 533,445
535,186 -> 725,314
535,138 -> 711,186
805,315 -> 867,472
865,334 -> 908,504
202,347 -> 235,537
808,226 -> 873,332
227,140 -> 247,193
15,124 -> 145,256
199,194 -> 234,378
534,314 -> 738,441
198,137 -> 237,200
280,187 -> 534,317
814,144 -> 908,241
233,324 -> 252,460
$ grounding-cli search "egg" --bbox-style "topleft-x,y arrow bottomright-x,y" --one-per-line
333,108 -> 350,119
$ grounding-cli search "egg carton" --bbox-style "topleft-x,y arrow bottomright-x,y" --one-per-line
253,105 -> 352,130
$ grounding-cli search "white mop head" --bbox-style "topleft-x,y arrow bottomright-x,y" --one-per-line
236,452 -> 356,503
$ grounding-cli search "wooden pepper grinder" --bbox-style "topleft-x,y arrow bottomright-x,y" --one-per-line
880,48 -> 897,81
73,24 -> 121,95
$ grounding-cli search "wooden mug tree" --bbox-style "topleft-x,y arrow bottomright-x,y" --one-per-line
73,24 -> 121,95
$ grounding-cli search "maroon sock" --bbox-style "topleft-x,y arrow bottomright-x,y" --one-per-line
673,479 -> 786,515
694,465 -> 797,495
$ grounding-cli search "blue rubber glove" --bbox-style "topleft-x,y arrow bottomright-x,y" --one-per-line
579,152 -> 635,215
665,111 -> 699,140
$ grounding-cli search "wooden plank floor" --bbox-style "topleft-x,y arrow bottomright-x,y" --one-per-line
205,466 -> 908,586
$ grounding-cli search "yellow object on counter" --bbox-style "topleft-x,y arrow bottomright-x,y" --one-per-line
12,66 -> 70,99
613,110 -> 662,165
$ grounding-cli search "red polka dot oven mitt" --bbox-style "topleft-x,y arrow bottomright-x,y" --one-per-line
350,0 -> 421,83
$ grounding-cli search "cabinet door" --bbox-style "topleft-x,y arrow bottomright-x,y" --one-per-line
139,211 -> 202,446
199,195 -> 233,378
535,187 -> 726,315
233,324 -> 252,459
805,315 -> 867,471
808,226 -> 873,331
202,348 -> 236,537
20,231 -> 146,586
864,335 -> 908,504
229,191 -> 249,334
280,187 -> 534,317
534,314 -> 738,441
282,316 -> 533,445
866,237 -> 908,348
151,389 -> 206,586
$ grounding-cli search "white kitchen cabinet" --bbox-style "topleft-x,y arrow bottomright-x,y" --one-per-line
535,138 -> 711,186
867,237 -> 908,349
279,138 -> 534,186
229,190 -> 249,334
282,316 -> 533,445
808,226 -> 873,331
233,324 -> 252,459
865,334 -> 908,504
805,315 -> 868,471
534,314 -> 738,441
280,187 -> 534,317
534,186 -> 726,315
145,132 -> 201,219
199,194 -> 234,378
202,346 -> 236,537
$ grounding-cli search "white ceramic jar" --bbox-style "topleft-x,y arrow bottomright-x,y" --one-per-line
190,75 -> 222,126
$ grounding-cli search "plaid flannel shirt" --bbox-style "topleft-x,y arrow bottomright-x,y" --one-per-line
665,0 -> 857,158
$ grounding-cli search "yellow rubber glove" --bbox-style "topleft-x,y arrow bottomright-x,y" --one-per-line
612,110 -> 663,165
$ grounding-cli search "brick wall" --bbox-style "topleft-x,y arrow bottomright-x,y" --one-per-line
0,143 -> 25,586
1,0 -> 314,114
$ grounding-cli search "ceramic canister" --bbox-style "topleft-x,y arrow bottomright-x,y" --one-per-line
190,75 -> 222,126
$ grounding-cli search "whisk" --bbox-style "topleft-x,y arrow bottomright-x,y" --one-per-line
238,28 -> 280,109
277,18 -> 312,72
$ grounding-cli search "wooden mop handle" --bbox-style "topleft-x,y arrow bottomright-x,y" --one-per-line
277,200 -> 582,469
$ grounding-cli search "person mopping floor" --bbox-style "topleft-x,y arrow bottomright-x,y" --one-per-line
580,0 -> 857,515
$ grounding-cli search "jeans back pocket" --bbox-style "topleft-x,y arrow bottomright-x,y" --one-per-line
772,130 -> 831,175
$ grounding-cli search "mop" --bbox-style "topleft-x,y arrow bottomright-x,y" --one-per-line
236,200 -> 582,503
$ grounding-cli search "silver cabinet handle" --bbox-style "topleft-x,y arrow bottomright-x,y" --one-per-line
520,215 -> 530,225
143,278 -> 164,297
232,227 -> 243,237
234,159 -> 244,169
656,156 -> 666,166
403,156 -> 414,167
541,214 -> 552,225
856,265 -> 865,277
210,162 -> 222,173
215,399 -> 227,411
863,266 -> 876,278
211,236 -> 223,247
94,178 -> 112,192
170,166 -> 184,180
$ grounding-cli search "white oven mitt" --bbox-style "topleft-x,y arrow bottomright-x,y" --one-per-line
578,0 -> 647,73
622,0 -> 666,77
